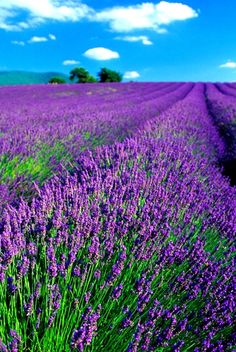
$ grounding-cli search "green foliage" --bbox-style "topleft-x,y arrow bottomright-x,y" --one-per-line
98,67 -> 122,83
87,75 -> 97,83
0,141 -> 72,185
69,67 -> 96,83
0,155 -> 43,182
48,77 -> 66,84
82,131 -> 91,140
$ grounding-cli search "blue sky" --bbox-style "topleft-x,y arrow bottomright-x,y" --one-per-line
0,0 -> 235,81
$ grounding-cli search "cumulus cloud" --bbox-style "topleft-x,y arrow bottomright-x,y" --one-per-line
11,40 -> 25,46
84,47 -> 119,60
28,36 -> 48,43
0,1 -> 198,33
116,35 -> 153,45
93,1 -> 198,32
28,34 -> 56,43
63,59 -> 80,66
220,61 -> 236,69
124,71 -> 140,79
0,0 -> 92,31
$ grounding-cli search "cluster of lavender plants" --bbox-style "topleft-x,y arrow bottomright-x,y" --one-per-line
206,83 -> 236,160
0,82 -> 235,351
0,82 -> 192,210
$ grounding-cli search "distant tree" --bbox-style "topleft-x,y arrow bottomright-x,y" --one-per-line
98,68 -> 122,82
69,67 -> 96,83
49,77 -> 66,84
87,75 -> 97,83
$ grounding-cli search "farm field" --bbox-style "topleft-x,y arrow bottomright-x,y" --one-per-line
0,82 -> 235,351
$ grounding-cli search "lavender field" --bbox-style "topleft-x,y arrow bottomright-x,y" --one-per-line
0,82 -> 235,351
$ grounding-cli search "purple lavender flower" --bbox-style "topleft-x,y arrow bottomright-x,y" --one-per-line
34,282 -> 41,298
112,284 -> 123,300
84,291 -> 91,304
24,294 -> 34,317
94,270 -> 101,279
8,330 -> 21,352
0,339 -> 8,352
7,277 -> 17,294
47,242 -> 58,277
71,305 -> 101,350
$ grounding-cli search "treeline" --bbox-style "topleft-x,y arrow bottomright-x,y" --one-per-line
49,67 -> 122,84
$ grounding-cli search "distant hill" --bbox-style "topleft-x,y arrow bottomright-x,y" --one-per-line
0,71 -> 69,85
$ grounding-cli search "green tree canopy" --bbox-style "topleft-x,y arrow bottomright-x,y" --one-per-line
98,68 -> 122,83
69,67 -> 96,83
87,75 -> 97,83
48,77 -> 66,84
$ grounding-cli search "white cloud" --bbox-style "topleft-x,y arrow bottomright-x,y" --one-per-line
220,61 -> 236,69
93,1 -> 198,32
28,34 -> 55,43
155,1 -> 198,24
11,40 -> 25,46
124,71 -> 140,79
28,35 -> 48,43
63,59 -> 80,66
48,33 -> 56,40
156,27 -> 168,34
84,47 -> 119,60
12,34 -> 55,45
116,35 -> 153,45
0,0 -> 92,31
0,1 -> 198,34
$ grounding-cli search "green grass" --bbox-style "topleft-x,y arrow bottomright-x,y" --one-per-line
0,140 -> 73,186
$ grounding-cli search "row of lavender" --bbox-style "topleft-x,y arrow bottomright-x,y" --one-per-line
206,83 -> 236,160
0,82 -> 192,211
0,83 -> 235,351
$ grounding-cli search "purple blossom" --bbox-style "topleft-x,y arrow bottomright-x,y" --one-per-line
112,283 -> 123,299
24,294 -> 34,317
71,305 -> 101,350
7,277 -> 17,294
